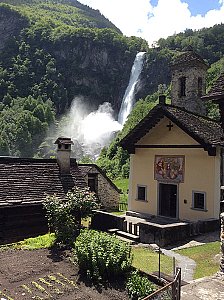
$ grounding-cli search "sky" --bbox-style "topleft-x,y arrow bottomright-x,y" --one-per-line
78,0 -> 224,46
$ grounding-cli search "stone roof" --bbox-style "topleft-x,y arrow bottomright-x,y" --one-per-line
120,104 -> 224,154
171,49 -> 208,69
79,164 -> 121,193
54,137 -> 74,145
202,73 -> 224,101
0,157 -> 86,208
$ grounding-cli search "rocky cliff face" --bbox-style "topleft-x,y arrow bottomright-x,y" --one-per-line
136,50 -> 172,101
0,6 -> 28,51
52,39 -> 137,114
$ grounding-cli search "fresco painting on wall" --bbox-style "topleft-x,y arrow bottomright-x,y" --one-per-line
154,155 -> 185,183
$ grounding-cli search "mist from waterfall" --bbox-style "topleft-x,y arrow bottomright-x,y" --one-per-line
118,52 -> 146,126
58,98 -> 122,160
55,52 -> 146,160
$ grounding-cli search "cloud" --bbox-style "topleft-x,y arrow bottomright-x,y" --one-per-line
79,0 -> 224,46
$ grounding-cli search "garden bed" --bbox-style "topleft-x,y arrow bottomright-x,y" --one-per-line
0,248 -> 129,300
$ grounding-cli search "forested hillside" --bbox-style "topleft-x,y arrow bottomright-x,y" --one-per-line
0,0 -> 224,162
0,0 -> 148,157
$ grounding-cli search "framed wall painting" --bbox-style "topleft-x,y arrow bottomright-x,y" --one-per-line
154,155 -> 185,183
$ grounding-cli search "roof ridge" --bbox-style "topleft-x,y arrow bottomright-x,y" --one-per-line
164,104 -> 219,123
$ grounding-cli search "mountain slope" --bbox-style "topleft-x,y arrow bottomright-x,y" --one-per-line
0,0 -> 148,157
0,0 -> 121,32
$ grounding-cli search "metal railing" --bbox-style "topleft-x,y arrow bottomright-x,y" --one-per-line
142,268 -> 181,300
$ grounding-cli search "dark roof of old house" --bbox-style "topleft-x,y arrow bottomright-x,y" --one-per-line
0,157 -> 86,208
171,48 -> 209,69
120,104 -> 224,154
201,73 -> 224,101
79,164 -> 121,193
54,137 -> 74,145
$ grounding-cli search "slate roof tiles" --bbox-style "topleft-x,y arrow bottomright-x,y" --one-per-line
202,73 -> 224,101
0,157 -> 86,208
120,104 -> 224,153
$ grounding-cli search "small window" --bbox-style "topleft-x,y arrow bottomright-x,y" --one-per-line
65,144 -> 69,150
179,77 -> 186,97
192,191 -> 206,210
88,174 -> 98,193
137,185 -> 147,201
198,77 -> 203,96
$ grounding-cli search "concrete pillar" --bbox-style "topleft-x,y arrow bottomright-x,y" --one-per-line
220,213 -> 224,273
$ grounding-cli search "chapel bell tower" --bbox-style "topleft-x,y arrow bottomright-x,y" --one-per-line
170,47 -> 208,115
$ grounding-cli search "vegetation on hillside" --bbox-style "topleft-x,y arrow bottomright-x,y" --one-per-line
158,24 -> 224,64
0,0 -> 121,31
0,95 -> 55,156
0,0 -> 148,157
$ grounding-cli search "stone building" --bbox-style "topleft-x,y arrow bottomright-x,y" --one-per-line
0,137 -> 120,244
79,164 -> 121,210
170,47 -> 208,115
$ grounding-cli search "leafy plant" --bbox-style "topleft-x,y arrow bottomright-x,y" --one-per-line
126,271 -> 156,300
75,229 -> 133,282
43,187 -> 99,245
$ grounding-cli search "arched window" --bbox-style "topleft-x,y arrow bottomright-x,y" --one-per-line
198,77 -> 203,96
179,77 -> 186,97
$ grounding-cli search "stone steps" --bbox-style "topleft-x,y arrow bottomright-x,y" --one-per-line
108,228 -> 139,244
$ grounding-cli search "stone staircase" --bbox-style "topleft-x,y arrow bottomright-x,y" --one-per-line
108,219 -> 140,244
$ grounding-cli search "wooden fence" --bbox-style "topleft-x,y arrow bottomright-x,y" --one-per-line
142,267 -> 181,300
118,201 -> 128,211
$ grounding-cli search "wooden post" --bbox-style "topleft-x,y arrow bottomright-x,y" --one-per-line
173,257 -> 176,278
129,222 -> 132,234
220,213 -> 224,273
123,220 -> 127,232
133,223 -> 138,235
159,246 -> 161,279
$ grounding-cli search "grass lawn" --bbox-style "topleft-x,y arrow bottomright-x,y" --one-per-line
176,242 -> 220,279
113,178 -> 129,193
132,247 -> 173,275
113,178 -> 129,204
0,233 -> 56,250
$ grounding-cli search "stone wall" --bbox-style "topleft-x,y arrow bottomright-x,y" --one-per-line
91,210 -> 125,231
139,222 -> 190,247
171,62 -> 207,116
138,218 -> 220,247
85,166 -> 120,210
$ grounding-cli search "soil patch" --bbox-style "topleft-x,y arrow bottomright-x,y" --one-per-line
0,248 -> 129,300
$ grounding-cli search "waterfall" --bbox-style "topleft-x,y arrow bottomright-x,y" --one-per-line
118,52 -> 146,126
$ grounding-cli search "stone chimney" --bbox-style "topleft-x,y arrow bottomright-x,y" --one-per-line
54,137 -> 74,175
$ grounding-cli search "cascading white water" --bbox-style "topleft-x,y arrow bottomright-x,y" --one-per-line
118,52 -> 146,126
54,52 -> 146,160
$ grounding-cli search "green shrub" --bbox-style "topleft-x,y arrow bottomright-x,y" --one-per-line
43,187 -> 99,246
43,194 -> 77,245
126,271 -> 156,300
75,229 -> 133,282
